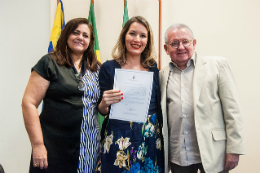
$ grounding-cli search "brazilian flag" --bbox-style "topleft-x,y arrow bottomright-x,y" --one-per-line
88,0 -> 101,62
88,0 -> 103,130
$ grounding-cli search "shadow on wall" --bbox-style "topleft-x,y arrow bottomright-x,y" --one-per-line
0,164 -> 5,173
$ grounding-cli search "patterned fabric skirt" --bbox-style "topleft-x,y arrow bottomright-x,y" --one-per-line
95,113 -> 164,173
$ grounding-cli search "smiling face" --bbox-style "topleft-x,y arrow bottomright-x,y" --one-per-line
67,24 -> 91,56
125,22 -> 148,57
164,27 -> 196,69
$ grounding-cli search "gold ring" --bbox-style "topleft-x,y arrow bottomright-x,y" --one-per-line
34,163 -> 38,166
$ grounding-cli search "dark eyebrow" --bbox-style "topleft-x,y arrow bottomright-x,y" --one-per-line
129,30 -> 136,32
73,30 -> 89,35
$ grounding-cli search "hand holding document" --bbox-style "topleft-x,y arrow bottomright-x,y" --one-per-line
109,69 -> 154,123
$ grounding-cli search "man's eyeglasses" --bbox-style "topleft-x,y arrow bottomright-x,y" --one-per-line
75,74 -> 84,91
168,39 -> 193,49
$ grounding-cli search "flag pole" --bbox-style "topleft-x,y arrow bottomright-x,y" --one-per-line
57,0 -> 59,5
158,0 -> 161,70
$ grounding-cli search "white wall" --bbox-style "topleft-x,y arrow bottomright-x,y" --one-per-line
0,0 -> 50,173
0,0 -> 50,172
0,0 -> 259,172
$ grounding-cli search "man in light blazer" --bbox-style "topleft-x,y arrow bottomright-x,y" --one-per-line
159,24 -> 245,173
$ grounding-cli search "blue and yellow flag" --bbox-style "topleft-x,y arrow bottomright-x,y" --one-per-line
48,0 -> 65,53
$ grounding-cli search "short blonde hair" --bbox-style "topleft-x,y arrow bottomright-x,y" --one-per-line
112,16 -> 156,68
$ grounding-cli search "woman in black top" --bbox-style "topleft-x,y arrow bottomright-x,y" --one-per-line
22,18 -> 101,173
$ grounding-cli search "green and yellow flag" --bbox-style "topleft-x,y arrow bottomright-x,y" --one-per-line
122,0 -> 129,27
88,0 -> 101,62
88,0 -> 103,130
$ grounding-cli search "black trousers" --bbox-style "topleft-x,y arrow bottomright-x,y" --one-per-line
170,162 -> 228,173
170,162 -> 205,173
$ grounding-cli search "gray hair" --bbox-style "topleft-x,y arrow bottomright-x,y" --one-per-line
164,23 -> 194,44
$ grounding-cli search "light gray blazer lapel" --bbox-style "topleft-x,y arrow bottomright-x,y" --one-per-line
193,53 -> 208,105
160,65 -> 170,119
159,65 -> 170,173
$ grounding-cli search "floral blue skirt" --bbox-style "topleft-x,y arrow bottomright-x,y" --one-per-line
95,113 -> 164,173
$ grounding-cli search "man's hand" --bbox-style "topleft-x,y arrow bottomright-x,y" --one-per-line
224,153 -> 239,171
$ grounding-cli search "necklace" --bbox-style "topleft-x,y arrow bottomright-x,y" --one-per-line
126,62 -> 145,71
126,62 -> 138,68
70,58 -> 86,77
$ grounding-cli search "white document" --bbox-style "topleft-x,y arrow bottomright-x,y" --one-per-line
109,69 -> 154,123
